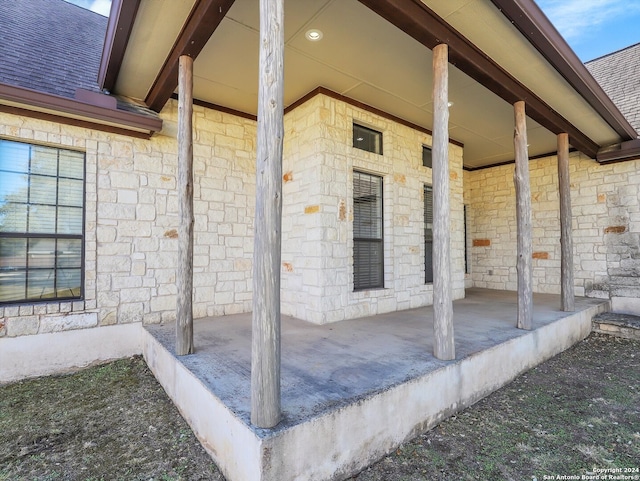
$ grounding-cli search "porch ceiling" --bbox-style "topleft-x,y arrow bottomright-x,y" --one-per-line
112,0 -> 629,168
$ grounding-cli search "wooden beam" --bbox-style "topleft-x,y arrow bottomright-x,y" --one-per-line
97,0 -> 141,92
514,101 -> 533,330
357,0 -> 600,158
145,0 -> 236,112
251,0 -> 284,429
432,43 -> 455,361
176,55 -> 195,356
557,133 -> 575,312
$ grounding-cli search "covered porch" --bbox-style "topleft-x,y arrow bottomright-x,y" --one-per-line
143,288 -> 608,481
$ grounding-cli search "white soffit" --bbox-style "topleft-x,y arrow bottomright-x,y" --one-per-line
114,0 -> 198,100
111,0 -> 615,166
423,0 -> 621,146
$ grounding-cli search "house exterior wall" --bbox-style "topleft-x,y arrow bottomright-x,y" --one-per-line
1,92 -> 465,340
281,94 -> 466,323
464,153 -> 640,301
0,100 -> 257,339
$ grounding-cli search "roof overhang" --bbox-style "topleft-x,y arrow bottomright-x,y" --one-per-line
98,0 -> 638,167
0,83 -> 162,139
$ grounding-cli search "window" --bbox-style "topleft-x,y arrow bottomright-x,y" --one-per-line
422,146 -> 432,168
464,205 -> 469,274
424,185 -> 433,283
353,171 -> 383,290
353,124 -> 383,155
0,139 -> 84,304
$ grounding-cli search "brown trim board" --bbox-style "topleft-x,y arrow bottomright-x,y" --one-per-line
174,86 -> 465,147
358,0 -> 599,158
0,104 -> 153,140
98,0 -> 141,92
0,83 -> 162,135
597,139 -> 640,163
145,0 -> 236,112
464,148 -> 578,171
491,0 -> 637,141
171,93 -> 257,121
286,87 -> 464,148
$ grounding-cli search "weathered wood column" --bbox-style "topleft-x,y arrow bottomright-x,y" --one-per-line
251,0 -> 284,428
176,55 -> 194,355
557,133 -> 575,311
513,101 -> 533,330
432,43 -> 455,360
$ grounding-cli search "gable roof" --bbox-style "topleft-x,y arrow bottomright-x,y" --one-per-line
0,0 -> 107,99
586,43 -> 640,134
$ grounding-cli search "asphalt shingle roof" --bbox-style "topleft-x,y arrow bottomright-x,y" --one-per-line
0,0 -> 107,98
586,43 -> 640,134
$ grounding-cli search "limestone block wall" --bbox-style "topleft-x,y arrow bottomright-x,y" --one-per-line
2,92 -> 466,339
0,100 -> 256,339
281,93 -> 465,323
464,153 -> 640,299
96,100 -> 256,326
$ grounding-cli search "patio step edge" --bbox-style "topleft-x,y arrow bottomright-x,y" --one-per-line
592,312 -> 640,340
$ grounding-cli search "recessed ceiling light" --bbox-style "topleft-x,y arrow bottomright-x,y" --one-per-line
356,137 -> 364,142
447,101 -> 454,108
305,29 -> 323,41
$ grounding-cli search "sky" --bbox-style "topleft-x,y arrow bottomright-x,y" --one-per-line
65,0 -> 640,63
534,0 -> 640,61
64,0 -> 110,17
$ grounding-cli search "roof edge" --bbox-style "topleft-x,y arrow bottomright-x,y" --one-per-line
0,82 -> 162,136
98,0 -> 141,92
586,41 -> 640,64
597,139 -> 640,163
491,0 -> 638,141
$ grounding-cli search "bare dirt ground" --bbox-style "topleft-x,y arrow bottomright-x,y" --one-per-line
1,332 -> 638,481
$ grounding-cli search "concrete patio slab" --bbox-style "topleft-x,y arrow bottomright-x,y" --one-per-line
142,289 -> 609,481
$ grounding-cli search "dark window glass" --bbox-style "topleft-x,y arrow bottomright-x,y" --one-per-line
464,205 -> 469,274
422,146 -> 432,168
424,185 -> 433,283
353,171 -> 383,290
0,139 -> 84,304
353,124 -> 383,155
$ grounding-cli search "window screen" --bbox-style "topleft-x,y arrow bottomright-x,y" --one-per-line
424,184 -> 433,283
353,171 -> 383,290
0,139 -> 84,304
353,124 -> 383,155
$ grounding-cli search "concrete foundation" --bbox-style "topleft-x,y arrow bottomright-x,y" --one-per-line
142,289 -> 609,481
0,322 -> 144,384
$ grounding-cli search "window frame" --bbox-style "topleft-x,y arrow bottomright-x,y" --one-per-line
353,123 -> 383,155
422,145 -> 433,169
0,139 -> 86,305
424,184 -> 434,284
353,170 -> 384,291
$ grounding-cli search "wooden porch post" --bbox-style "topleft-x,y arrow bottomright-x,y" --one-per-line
513,101 -> 533,330
251,0 -> 284,428
432,43 -> 455,360
176,55 -> 194,355
557,133 -> 575,311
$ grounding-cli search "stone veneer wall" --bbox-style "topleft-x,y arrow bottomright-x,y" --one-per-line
464,152 -> 640,299
281,93 -> 466,323
0,99 -> 257,338
1,93 -> 466,339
